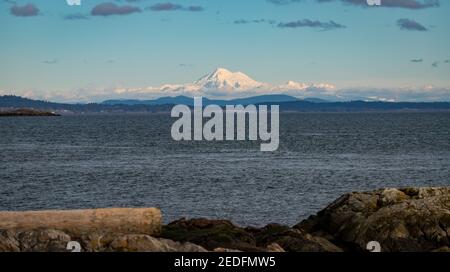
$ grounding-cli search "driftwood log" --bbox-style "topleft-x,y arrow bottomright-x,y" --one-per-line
0,208 -> 162,236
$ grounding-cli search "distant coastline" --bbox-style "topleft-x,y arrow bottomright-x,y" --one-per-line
0,108 -> 60,117
1,95 -> 450,115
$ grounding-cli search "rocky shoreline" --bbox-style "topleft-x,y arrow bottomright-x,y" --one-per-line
0,187 -> 449,252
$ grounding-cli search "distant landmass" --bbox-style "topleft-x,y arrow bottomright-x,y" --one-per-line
1,95 -> 450,114
0,95 -> 174,114
0,108 -> 60,117
102,94 -> 302,106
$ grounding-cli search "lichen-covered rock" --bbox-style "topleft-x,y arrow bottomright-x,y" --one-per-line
296,187 -> 450,252
109,235 -> 207,252
266,243 -> 285,252
17,229 -> 71,252
78,232 -> 119,252
0,229 -> 208,252
0,230 -> 20,252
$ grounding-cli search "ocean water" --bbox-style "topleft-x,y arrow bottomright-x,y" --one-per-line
1,112 -> 449,226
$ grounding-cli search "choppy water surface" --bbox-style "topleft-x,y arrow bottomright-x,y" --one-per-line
1,112 -> 449,226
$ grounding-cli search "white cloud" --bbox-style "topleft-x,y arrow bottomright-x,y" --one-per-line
3,68 -> 450,102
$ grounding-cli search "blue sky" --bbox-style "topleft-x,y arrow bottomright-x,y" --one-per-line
0,0 -> 449,102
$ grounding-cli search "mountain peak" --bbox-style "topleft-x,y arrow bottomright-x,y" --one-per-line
212,67 -> 232,75
194,68 -> 263,91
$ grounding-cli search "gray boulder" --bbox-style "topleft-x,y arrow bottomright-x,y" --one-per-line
109,235 -> 207,252
296,187 -> 450,252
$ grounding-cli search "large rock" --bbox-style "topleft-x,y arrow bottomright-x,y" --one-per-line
161,218 -> 341,252
296,187 -> 450,252
0,229 -> 71,252
0,230 -> 207,252
0,230 -> 20,252
247,223 -> 342,252
109,235 -> 207,252
161,218 -> 260,251
18,229 -> 71,252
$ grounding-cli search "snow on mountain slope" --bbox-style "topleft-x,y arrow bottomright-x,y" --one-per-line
111,67 -> 335,99
194,68 -> 265,91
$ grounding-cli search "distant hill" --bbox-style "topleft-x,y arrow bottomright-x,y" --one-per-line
270,100 -> 450,112
102,94 -> 300,106
0,95 -> 67,109
303,97 -> 328,103
102,96 -> 194,106
0,95 -> 173,113
1,95 -> 450,113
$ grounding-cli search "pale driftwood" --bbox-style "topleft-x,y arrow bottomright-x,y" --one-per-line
0,208 -> 161,236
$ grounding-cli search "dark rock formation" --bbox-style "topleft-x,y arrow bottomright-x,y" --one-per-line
161,218 -> 342,252
247,223 -> 342,252
161,218 -> 260,251
295,187 -> 450,252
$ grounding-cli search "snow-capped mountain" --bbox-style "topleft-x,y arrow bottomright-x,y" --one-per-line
111,67 -> 336,99
194,68 -> 265,91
